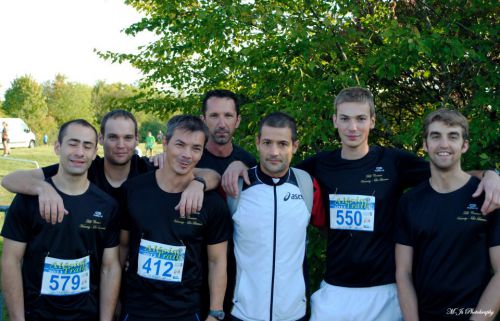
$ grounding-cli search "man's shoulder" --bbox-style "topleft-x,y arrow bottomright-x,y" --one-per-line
203,189 -> 226,205
129,154 -> 156,174
87,182 -> 119,208
122,171 -> 156,190
232,144 -> 256,161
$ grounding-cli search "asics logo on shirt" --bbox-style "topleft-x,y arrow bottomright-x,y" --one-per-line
374,166 -> 385,173
283,192 -> 303,201
93,211 -> 103,218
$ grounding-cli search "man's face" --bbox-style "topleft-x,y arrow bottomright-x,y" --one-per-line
164,129 -> 205,176
424,121 -> 468,171
333,102 -> 375,151
256,125 -> 298,178
99,117 -> 138,166
202,97 -> 241,145
55,124 -> 97,176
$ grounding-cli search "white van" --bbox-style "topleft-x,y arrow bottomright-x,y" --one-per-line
0,118 -> 37,149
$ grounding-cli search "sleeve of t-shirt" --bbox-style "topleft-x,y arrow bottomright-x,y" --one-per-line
296,154 -> 318,176
395,149 -> 430,189
42,163 -> 59,178
487,209 -> 500,248
103,202 -> 121,248
1,194 -> 35,243
395,196 -> 414,247
118,184 -> 133,231
310,177 -> 327,228
244,154 -> 257,169
205,192 -> 232,245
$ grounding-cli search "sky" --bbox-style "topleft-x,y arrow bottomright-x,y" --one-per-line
0,0 -> 154,99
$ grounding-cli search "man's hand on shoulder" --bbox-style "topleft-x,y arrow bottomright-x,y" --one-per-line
37,181 -> 68,224
149,152 -> 167,169
175,178 -> 204,218
221,161 -> 249,197
472,170 -> 500,214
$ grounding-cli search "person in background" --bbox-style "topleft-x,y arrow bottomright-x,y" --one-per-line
145,131 -> 155,157
2,121 -> 10,156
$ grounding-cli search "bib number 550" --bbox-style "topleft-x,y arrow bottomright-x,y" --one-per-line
335,209 -> 362,226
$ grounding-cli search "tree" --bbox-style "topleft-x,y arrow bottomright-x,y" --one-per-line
2,75 -> 50,138
102,0 -> 499,289
91,81 -> 139,123
44,74 -> 94,125
102,0 -> 498,167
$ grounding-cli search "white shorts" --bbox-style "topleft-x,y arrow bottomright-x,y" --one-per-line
310,281 -> 403,321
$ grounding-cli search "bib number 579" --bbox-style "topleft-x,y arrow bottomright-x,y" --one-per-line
49,274 -> 81,291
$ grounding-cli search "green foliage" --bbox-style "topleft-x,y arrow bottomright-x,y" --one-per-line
139,119 -> 164,142
102,0 -> 499,292
2,75 -> 49,139
44,74 -> 94,125
102,0 -> 498,169
91,81 -> 139,123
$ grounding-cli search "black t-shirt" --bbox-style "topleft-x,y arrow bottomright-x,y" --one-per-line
396,177 -> 500,321
196,144 -> 257,175
298,146 -> 430,287
120,171 -> 231,319
42,154 -> 155,201
1,179 -> 120,321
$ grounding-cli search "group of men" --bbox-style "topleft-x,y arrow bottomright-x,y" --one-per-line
1,88 -> 499,321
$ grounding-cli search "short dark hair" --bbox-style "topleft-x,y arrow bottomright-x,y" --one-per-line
165,115 -> 209,146
334,87 -> 375,117
201,89 -> 240,115
58,119 -> 98,144
100,109 -> 138,137
258,112 -> 298,142
423,108 -> 469,141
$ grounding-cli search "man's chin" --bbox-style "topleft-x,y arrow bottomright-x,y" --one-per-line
108,158 -> 131,166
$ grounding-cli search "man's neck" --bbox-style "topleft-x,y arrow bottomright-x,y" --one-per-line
429,166 -> 470,193
104,158 -> 132,188
52,171 -> 90,195
155,167 -> 194,193
340,143 -> 370,160
205,140 -> 233,158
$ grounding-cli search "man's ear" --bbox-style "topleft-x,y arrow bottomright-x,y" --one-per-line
235,114 -> 241,129
292,140 -> 299,154
98,133 -> 104,146
370,115 -> 376,129
54,141 -> 61,155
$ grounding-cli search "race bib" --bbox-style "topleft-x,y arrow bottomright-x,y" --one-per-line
41,256 -> 90,296
329,194 -> 375,232
137,239 -> 186,282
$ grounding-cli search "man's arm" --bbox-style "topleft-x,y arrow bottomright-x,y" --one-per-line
1,238 -> 27,321
119,230 -> 130,269
221,161 -> 250,197
99,246 -> 121,321
1,168 -> 67,224
470,170 -> 500,215
395,244 -> 419,321
175,168 -> 221,218
206,241 -> 227,321
471,245 -> 500,321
